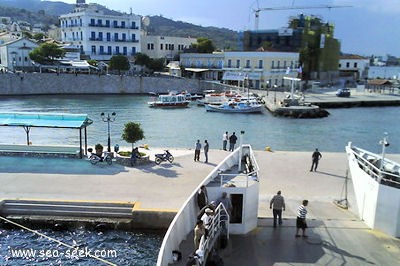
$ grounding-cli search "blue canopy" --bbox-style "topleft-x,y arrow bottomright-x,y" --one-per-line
0,112 -> 93,128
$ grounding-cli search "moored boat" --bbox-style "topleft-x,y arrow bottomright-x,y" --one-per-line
148,93 -> 190,108
205,100 -> 263,113
346,140 -> 400,237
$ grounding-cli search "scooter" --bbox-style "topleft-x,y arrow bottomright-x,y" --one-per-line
87,148 -> 112,165
155,150 -> 174,165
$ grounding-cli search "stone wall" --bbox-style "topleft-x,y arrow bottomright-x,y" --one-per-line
0,73 -> 234,95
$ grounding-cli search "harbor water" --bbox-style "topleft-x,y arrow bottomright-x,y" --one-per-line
0,94 -> 399,154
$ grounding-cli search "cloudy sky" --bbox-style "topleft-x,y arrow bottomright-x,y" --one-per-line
48,0 -> 400,56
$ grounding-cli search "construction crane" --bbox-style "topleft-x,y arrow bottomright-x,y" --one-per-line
253,5 -> 352,31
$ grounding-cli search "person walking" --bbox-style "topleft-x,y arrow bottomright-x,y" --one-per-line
295,200 -> 309,238
270,190 -> 285,228
310,148 -> 322,171
222,131 -> 228,151
194,220 -> 205,250
229,132 -> 237,151
194,139 -> 201,161
204,140 -> 209,163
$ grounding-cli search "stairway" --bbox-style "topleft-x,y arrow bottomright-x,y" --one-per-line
0,199 -> 134,219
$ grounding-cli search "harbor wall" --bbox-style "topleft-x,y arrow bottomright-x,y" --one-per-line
0,73 -> 232,95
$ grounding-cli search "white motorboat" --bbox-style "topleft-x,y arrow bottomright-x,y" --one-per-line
205,100 -> 263,113
148,93 -> 190,108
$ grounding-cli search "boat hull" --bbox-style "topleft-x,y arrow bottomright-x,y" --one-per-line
148,102 -> 189,108
205,104 -> 262,113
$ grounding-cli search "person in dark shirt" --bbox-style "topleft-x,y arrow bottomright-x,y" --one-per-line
229,132 -> 237,151
310,148 -> 322,171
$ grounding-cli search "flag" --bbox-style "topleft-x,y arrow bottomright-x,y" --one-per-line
285,67 -> 290,74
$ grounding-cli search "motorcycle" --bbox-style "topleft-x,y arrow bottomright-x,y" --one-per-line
154,150 -> 174,165
88,148 -> 112,165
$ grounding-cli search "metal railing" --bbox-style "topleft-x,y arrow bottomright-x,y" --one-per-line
196,203 -> 229,265
353,152 -> 400,187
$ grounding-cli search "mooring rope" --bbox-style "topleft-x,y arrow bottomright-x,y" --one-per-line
0,216 -> 117,266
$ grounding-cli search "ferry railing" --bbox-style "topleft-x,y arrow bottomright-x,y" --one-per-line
197,203 -> 230,266
219,172 -> 258,187
353,152 -> 400,187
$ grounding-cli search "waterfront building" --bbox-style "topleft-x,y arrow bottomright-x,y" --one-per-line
241,14 -> 340,81
141,34 -> 196,61
59,2 -> 141,61
179,51 -> 299,89
339,55 -> 370,81
368,66 -> 400,80
0,37 -> 38,72
180,52 -> 224,80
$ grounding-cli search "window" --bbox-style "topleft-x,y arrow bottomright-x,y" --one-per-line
131,22 -> 136,29
107,46 -> 112,55
246,60 -> 250,68
121,21 -> 125,28
24,57 -> 28,62
160,43 -> 163,50
236,59 -> 240,68
354,62 -> 358,68
80,32 -> 83,40
131,34 -> 136,41
277,61 -> 280,68
114,33 -> 118,41
283,61 -> 287,68
98,32 -> 103,41
97,19 -> 102,26
90,19 -> 95,26
99,46 -> 104,54
123,47 -> 127,55
339,63 -> 341,68
113,20 -> 118,27
147,43 -> 151,50
90,32 -> 95,40
105,20 -> 110,27
131,47 -> 136,55
122,33 -> 126,41
171,44 -> 174,50
91,45 -> 96,54
346,62 -> 350,68
106,32 -> 111,41
258,60 -> 263,69
115,46 -> 120,54
228,59 -> 231,68
271,60 -> 274,68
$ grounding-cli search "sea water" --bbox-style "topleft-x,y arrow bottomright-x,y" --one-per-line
0,94 -> 398,154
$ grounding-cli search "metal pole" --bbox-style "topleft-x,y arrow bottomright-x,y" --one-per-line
238,131 -> 245,172
107,115 -> 111,152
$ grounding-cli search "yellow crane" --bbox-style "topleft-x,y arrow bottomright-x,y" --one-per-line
253,5 -> 352,30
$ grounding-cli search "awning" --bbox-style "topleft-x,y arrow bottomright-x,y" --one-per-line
184,68 -> 209,72
222,72 -> 262,81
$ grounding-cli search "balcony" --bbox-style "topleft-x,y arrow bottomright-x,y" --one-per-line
89,23 -> 109,28
130,26 -> 139,29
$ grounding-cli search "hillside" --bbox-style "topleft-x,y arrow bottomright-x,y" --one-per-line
0,0 -> 239,50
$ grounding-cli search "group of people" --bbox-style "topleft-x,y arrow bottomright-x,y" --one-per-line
194,140 -> 209,163
270,190 -> 309,238
222,131 -> 238,151
194,186 -> 233,250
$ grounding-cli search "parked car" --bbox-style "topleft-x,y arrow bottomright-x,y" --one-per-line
336,88 -> 351,97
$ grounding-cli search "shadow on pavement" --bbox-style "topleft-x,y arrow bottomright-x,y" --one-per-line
138,162 -> 182,178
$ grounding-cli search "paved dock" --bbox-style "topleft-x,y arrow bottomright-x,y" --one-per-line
1,148 -> 399,265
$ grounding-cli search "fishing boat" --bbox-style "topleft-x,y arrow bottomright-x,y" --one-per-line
157,144 -> 260,265
148,93 -> 190,108
196,90 -> 241,106
346,138 -> 400,237
205,100 -> 263,113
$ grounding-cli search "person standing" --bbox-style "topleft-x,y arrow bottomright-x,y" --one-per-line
229,132 -> 237,151
295,200 -> 309,238
204,140 -> 209,163
310,148 -> 322,171
197,185 -> 208,209
194,220 -> 205,250
217,192 -> 233,216
194,139 -> 201,162
270,190 -> 285,228
222,131 -> 228,151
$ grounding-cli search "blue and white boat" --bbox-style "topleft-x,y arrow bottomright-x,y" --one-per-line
205,100 -> 263,113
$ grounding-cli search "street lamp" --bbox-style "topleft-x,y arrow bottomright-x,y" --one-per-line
273,84 -> 278,104
101,112 -> 117,152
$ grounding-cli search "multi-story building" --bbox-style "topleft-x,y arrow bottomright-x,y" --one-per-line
141,34 -> 196,61
59,1 -> 141,61
180,51 -> 299,89
339,55 -> 369,80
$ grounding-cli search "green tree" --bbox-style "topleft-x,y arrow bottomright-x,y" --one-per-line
109,55 -> 130,74
121,122 -> 145,149
192,37 -> 215,53
29,43 -> 65,64
134,53 -> 151,66
33,33 -> 46,42
87,59 -> 98,67
148,58 -> 165,72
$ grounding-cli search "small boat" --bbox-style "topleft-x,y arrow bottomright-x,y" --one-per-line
205,100 -> 263,113
346,140 -> 400,237
148,93 -> 190,108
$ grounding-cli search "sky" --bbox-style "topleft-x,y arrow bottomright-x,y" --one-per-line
46,0 -> 400,57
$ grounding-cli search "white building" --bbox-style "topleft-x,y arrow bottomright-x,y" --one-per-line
141,34 -> 197,60
59,3 -> 141,61
0,37 -> 38,72
339,55 -> 370,80
179,51 -> 300,89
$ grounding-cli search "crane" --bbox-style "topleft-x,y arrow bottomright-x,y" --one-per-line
253,5 -> 352,31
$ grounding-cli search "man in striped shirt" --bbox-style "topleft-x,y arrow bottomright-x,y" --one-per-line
296,200 -> 309,238
270,190 -> 285,228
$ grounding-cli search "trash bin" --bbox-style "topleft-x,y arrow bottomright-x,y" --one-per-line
114,144 -> 119,153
